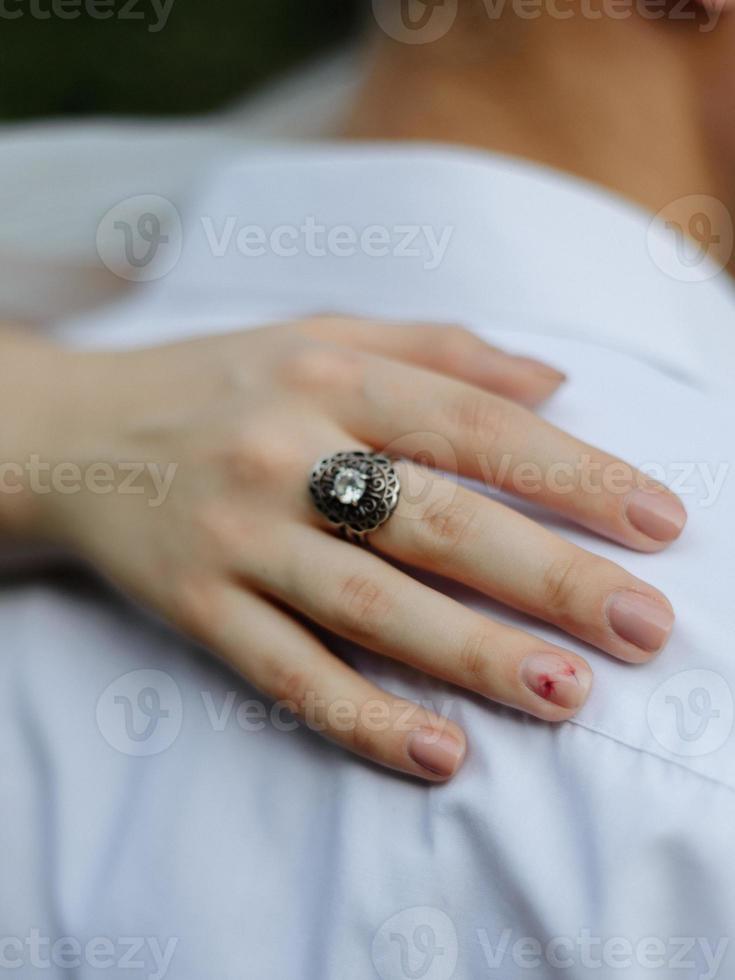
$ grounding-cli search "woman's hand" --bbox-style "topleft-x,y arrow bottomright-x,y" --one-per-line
3,318 -> 686,781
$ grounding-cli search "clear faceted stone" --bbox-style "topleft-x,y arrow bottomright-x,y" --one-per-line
333,467 -> 367,505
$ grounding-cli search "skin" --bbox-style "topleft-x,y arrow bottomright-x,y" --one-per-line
0,319 -> 684,781
349,0 -> 735,273
8,0 -> 729,782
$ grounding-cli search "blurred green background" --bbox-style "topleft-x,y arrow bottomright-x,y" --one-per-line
0,0 -> 363,120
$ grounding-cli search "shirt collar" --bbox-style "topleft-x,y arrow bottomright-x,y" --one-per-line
78,141 -> 735,393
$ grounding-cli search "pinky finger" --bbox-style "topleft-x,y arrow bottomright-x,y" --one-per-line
204,583 -> 468,782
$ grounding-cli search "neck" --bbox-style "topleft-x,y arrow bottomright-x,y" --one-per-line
346,13 -> 732,267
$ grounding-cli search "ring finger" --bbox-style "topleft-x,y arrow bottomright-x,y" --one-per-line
367,461 -> 675,663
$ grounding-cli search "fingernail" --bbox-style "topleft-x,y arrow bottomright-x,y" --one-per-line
407,728 -> 465,778
520,653 -> 592,710
606,591 -> 675,653
625,489 -> 687,542
512,355 -> 567,383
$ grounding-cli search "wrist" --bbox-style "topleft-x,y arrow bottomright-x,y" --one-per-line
0,335 -> 115,542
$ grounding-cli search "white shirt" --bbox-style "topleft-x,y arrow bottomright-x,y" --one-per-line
3,142 -> 735,980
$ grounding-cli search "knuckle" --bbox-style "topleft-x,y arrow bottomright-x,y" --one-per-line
350,722 -> 382,760
448,389 -> 509,445
417,495 -> 478,560
457,630 -> 494,687
335,574 -> 393,640
268,664 -> 312,716
279,343 -> 364,394
540,555 -> 586,621
227,425 -> 298,485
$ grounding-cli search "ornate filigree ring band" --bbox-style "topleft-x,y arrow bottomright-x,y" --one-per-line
309,451 -> 401,545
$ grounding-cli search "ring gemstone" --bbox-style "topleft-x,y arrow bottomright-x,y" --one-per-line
333,467 -> 367,505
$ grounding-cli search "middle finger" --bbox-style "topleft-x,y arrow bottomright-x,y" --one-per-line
318,349 -> 687,552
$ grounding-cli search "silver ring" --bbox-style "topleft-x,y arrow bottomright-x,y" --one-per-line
309,451 -> 401,545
